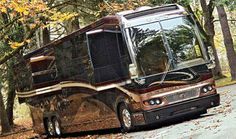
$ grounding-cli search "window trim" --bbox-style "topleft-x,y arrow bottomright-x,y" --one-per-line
86,29 -> 121,35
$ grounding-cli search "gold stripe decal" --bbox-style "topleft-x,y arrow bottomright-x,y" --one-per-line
16,80 -> 140,102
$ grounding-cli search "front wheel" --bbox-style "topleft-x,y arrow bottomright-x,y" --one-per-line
118,103 -> 134,133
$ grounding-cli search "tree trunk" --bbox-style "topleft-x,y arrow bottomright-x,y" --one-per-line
0,84 -> 12,134
66,17 -> 80,34
43,27 -> 50,45
35,30 -> 41,48
200,0 -> 224,78
71,17 -> 80,31
217,5 -> 236,80
0,12 -> 16,128
67,5 -> 80,34
6,60 -> 16,127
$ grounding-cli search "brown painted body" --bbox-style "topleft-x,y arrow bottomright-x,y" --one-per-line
29,89 -> 121,134
14,4 -> 220,135
26,77 -> 217,134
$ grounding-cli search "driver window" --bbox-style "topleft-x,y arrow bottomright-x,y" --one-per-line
127,22 -> 168,76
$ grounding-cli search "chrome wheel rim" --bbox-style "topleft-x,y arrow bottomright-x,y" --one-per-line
122,109 -> 131,128
54,120 -> 61,135
47,121 -> 54,135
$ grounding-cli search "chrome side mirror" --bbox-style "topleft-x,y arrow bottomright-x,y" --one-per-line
207,46 -> 216,69
129,63 -> 138,79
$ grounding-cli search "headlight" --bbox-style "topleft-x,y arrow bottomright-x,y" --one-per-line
201,85 -> 214,94
155,99 -> 161,105
144,98 -> 162,106
203,88 -> 208,93
149,100 -> 155,105
208,86 -> 213,91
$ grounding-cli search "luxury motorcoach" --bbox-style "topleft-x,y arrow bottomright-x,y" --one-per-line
14,4 -> 220,136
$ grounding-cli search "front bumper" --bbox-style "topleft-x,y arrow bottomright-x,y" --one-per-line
133,94 -> 220,125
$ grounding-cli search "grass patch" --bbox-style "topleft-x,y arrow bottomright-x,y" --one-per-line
14,97 -> 31,120
215,74 -> 236,87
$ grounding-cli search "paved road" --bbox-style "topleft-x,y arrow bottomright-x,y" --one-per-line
73,84 -> 236,139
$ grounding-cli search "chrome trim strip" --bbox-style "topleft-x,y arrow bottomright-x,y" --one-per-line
151,82 -> 209,98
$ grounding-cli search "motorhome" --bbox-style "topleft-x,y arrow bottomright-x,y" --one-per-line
14,4 -> 220,136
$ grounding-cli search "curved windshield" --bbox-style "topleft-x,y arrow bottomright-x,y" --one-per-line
161,16 -> 204,68
127,22 -> 168,76
126,16 -> 205,77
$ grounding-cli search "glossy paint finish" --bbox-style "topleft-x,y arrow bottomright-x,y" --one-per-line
14,4 -> 220,135
27,88 -> 125,134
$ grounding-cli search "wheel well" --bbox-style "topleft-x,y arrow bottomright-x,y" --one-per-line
51,116 -> 56,121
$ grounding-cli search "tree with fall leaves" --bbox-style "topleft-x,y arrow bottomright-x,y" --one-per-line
0,0 -> 235,135
0,0 -> 76,134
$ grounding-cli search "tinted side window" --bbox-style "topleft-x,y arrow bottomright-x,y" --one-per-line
88,32 -> 131,83
54,40 -> 74,79
54,34 -> 90,82
88,32 -> 118,68
73,34 -> 91,81
14,60 -> 33,92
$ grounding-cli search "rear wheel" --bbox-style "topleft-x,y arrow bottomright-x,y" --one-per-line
118,103 -> 134,133
52,117 -> 62,137
45,119 -> 55,136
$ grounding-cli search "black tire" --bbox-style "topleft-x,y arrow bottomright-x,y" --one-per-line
52,117 -> 62,137
118,103 -> 134,133
45,118 -> 55,136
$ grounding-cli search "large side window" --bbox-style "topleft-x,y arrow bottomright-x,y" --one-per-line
54,34 -> 90,82
14,59 -> 33,92
87,31 -> 131,83
161,17 -> 204,68
73,34 -> 91,81
54,40 -> 74,79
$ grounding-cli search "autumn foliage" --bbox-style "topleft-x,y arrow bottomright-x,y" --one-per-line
0,0 -> 76,49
